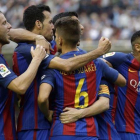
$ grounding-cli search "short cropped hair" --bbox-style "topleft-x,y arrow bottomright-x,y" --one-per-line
23,4 -> 51,31
131,31 -> 140,49
55,17 -> 80,46
53,12 -> 78,24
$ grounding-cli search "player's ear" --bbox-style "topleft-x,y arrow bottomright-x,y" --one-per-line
35,20 -> 42,30
58,37 -> 62,46
134,44 -> 140,52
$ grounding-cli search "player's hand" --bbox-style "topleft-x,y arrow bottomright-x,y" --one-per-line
97,37 -> 111,54
45,110 -> 53,123
35,35 -> 53,54
60,107 -> 83,123
31,45 -> 46,61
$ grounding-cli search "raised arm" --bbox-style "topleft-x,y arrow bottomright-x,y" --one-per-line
48,37 -> 111,71
7,45 -> 46,94
9,28 -> 51,53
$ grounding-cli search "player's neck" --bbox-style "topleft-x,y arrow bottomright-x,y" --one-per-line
133,51 -> 140,62
61,45 -> 77,54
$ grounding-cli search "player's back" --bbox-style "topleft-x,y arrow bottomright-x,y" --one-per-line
50,50 -> 118,137
13,43 -> 51,132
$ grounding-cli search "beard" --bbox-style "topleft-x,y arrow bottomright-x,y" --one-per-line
0,36 -> 10,45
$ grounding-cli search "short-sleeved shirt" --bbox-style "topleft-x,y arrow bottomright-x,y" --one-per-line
0,54 -> 17,140
103,52 -> 140,134
13,42 -> 54,131
40,49 -> 119,137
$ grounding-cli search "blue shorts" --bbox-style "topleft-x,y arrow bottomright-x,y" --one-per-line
18,129 -> 50,140
50,136 -> 98,140
119,132 -> 140,140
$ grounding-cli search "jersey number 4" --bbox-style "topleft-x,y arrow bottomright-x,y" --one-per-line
74,78 -> 89,108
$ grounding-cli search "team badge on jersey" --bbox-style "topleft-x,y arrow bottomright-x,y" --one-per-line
0,64 -> 11,77
41,75 -> 46,80
103,52 -> 115,58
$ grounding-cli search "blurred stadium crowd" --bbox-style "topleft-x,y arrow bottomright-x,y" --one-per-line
1,0 -> 140,41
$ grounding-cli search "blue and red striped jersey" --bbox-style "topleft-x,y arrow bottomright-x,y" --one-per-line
40,50 -> 119,137
103,52 -> 140,134
50,40 -> 57,55
96,79 -> 121,140
0,54 -> 17,140
13,43 -> 54,131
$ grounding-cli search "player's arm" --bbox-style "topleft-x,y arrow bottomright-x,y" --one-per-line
102,52 -> 126,68
60,97 -> 109,124
9,29 -> 112,71
38,83 -> 53,121
114,73 -> 126,87
9,28 -> 51,53
38,69 -> 55,121
60,83 -> 110,123
48,37 -> 111,71
99,59 -> 126,87
7,45 -> 46,94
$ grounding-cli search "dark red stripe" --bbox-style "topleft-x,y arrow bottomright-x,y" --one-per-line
13,52 -> 20,76
17,96 -> 25,132
112,86 -> 118,124
33,130 -> 37,140
50,109 -> 57,136
85,61 -> 97,136
63,74 -> 76,135
3,90 -> 14,140
13,52 -> 24,132
124,59 -> 139,133
107,123 -> 112,140
34,79 -> 38,129
50,45 -> 57,55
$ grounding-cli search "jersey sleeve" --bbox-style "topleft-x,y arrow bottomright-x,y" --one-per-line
40,54 -> 55,70
39,69 -> 55,88
98,59 -> 119,83
102,52 -> 126,68
16,43 -> 55,69
98,79 -> 110,98
0,63 -> 17,88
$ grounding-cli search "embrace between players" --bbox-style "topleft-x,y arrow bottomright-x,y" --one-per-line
0,4 -> 140,140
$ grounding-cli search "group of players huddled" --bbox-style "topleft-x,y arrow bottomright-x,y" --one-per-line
0,4 -> 140,140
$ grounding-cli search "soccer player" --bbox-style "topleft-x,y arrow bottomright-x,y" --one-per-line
0,11 -> 46,140
59,79 -> 121,140
38,17 -> 126,140
52,12 -> 122,140
102,31 -> 140,140
13,5 -> 112,140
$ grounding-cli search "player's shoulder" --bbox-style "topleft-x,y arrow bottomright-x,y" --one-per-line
41,68 -> 55,75
0,55 -> 7,64
15,42 -> 35,52
93,58 -> 104,64
103,52 -> 126,59
61,50 -> 86,59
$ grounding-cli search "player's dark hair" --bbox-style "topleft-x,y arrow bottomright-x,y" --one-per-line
53,12 -> 78,24
0,11 -> 3,14
131,31 -> 140,49
23,4 -> 51,31
55,17 -> 80,46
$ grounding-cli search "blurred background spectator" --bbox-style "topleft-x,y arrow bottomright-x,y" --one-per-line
1,0 -> 140,41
